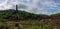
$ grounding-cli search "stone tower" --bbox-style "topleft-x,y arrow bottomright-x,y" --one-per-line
14,5 -> 22,29
16,5 -> 18,13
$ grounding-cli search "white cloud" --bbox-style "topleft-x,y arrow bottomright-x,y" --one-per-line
0,0 -> 60,15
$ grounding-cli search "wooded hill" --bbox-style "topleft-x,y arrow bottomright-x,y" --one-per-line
0,9 -> 60,21
0,9 -> 49,21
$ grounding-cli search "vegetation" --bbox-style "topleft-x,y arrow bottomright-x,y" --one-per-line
0,9 -> 49,21
0,9 -> 60,29
0,21 -> 57,29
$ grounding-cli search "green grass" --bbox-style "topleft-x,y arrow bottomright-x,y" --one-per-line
0,21 -> 57,29
23,25 -> 40,29
22,25 -> 57,29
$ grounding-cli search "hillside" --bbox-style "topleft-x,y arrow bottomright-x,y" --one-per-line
0,9 -> 60,29
0,9 -> 60,25
50,13 -> 60,19
0,9 -> 49,21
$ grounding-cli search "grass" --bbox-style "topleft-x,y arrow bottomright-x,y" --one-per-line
23,25 -> 40,29
0,20 -> 58,29
23,25 -> 57,29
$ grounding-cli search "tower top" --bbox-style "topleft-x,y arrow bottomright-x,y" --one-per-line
16,5 -> 18,12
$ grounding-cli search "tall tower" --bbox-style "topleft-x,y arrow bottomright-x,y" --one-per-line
15,5 -> 19,22
14,5 -> 22,29
16,5 -> 18,12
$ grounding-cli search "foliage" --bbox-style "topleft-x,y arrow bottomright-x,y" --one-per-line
0,9 -> 49,21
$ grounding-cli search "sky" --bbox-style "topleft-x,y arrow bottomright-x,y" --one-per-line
0,0 -> 60,15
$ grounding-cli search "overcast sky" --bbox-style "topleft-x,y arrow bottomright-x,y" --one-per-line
0,0 -> 60,15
